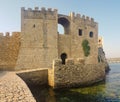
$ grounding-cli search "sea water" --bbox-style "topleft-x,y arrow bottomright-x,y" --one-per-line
29,63 -> 120,102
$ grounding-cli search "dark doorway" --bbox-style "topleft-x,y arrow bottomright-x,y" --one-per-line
61,53 -> 67,64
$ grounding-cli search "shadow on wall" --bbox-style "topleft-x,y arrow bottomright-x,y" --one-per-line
17,69 -> 48,86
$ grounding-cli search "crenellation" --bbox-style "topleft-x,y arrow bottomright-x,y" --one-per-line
66,59 -> 74,65
54,9 -> 58,12
5,32 -> 10,37
74,14 -> 97,27
76,13 -> 81,18
23,7 -> 57,19
0,32 -> 20,39
76,58 -> 85,64
34,7 -> 39,11
0,33 -> 3,36
74,13 -> 96,25
0,31 -> 21,70
22,7 -> 96,23
86,16 -> 90,21
53,59 -> 62,66
41,7 -> 46,12
53,58 -> 87,65
21,7 -> 25,11
82,15 -> 85,19
91,18 -> 94,22
11,32 -> 20,37
28,8 -> 32,11
69,12 -> 75,20
53,9 -> 58,15
48,8 -> 52,12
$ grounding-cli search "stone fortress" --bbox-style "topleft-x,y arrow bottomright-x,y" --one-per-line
0,7 -> 109,88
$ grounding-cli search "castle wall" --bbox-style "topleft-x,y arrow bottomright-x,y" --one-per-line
15,7 -> 58,70
0,7 -> 108,89
58,13 -> 98,64
71,14 -> 98,64
11,7 -> 98,70
48,59 -> 105,89
0,32 -> 20,70
58,34 -> 71,58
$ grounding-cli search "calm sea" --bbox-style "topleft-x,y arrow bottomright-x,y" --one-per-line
29,63 -> 120,102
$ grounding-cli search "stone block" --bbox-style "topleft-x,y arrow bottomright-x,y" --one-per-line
66,59 -> 74,65
53,59 -> 62,66
77,58 -> 85,64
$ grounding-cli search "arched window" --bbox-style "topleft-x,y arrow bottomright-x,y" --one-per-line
61,53 -> 67,64
89,31 -> 93,37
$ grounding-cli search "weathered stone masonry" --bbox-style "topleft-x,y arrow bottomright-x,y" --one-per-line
0,32 -> 20,70
48,59 -> 106,89
0,7 -> 108,89
15,7 -> 98,70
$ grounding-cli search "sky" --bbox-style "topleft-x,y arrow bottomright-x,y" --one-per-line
0,0 -> 120,58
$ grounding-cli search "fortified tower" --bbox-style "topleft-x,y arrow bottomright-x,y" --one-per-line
16,7 -> 58,70
15,7 -> 98,70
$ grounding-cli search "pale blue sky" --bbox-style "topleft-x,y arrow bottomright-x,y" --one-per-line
0,0 -> 120,58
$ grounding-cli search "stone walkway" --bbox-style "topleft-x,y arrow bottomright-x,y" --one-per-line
0,71 -> 36,102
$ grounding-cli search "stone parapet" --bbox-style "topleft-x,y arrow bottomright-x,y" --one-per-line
21,7 -> 58,19
69,12 -> 97,27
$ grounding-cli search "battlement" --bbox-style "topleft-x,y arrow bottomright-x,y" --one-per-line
21,7 -> 57,12
53,58 -> 85,66
0,32 -> 10,37
22,7 -> 58,19
69,12 -> 95,22
0,33 -> 3,36
0,32 -> 20,38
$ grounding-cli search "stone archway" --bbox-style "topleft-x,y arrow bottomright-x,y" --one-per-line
58,17 -> 70,34
61,53 -> 67,64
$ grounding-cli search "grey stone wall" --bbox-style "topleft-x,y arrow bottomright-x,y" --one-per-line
0,32 -> 20,71
48,59 -> 105,89
15,7 -> 58,70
